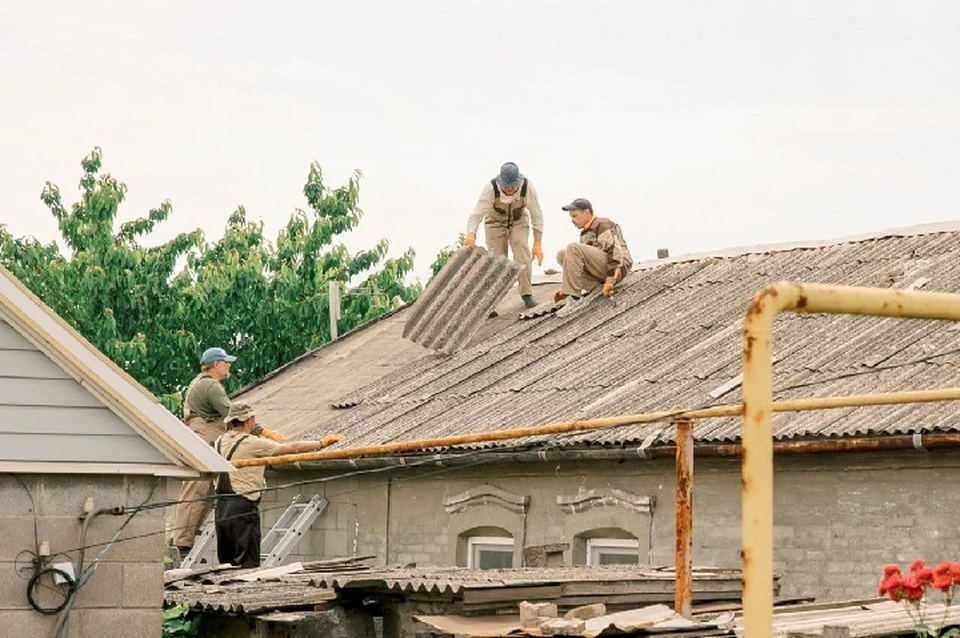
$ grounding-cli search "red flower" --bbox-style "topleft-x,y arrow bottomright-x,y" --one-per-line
880,572 -> 904,600
933,562 -> 953,592
949,562 -> 960,585
883,564 -> 902,578
902,573 -> 925,602
915,567 -> 935,585
910,559 -> 927,572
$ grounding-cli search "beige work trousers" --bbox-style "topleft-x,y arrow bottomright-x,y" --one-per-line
171,416 -> 225,549
485,217 -> 532,296
557,243 -> 609,297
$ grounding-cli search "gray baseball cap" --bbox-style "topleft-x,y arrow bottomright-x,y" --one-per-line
496,162 -> 524,188
561,198 -> 593,212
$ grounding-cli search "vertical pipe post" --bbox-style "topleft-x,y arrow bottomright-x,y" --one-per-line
742,286 -> 784,638
674,417 -> 694,618
329,279 -> 340,340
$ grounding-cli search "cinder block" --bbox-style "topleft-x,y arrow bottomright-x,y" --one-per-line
0,564 -> 33,610
541,618 -> 586,635
0,517 -> 44,561
80,516 -> 166,562
121,563 -> 163,608
0,476 -> 40,512
37,476 -> 125,516
520,601 -> 558,628
76,608 -> 162,638
323,530 -> 349,556
71,562 -> 122,608
0,610 -> 79,638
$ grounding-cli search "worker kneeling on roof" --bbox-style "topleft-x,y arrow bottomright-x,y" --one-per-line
553,198 -> 633,316
464,162 -> 545,311
214,402 -> 344,569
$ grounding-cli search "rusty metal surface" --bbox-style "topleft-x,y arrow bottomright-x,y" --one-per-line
237,228 -> 960,447
673,418 -> 694,619
402,246 -> 523,354
739,280 -> 960,638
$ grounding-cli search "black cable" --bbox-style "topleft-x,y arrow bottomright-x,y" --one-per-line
11,475 -> 40,554
26,567 -> 74,615
43,339 -> 960,559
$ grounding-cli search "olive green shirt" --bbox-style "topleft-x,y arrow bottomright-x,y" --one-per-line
184,373 -> 231,422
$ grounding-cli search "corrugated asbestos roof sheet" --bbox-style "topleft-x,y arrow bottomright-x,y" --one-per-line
239,228 -> 960,448
403,246 -> 523,354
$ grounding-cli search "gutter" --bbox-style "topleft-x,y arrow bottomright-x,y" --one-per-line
273,432 -> 960,472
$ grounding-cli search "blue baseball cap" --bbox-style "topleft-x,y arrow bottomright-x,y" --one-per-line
200,347 -> 237,365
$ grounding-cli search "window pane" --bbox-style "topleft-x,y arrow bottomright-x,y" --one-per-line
597,552 -> 639,566
477,549 -> 513,570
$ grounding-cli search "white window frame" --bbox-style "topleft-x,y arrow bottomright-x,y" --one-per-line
466,536 -> 514,569
586,538 -> 640,566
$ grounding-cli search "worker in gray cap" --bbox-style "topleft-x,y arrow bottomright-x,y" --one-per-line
214,402 -> 343,568
171,346 -> 237,556
464,162 -> 544,310
553,198 -> 633,316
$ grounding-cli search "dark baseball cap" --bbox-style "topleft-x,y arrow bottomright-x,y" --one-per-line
561,198 -> 593,212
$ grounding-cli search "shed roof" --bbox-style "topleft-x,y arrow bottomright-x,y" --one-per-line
238,224 -> 960,452
0,264 -> 232,476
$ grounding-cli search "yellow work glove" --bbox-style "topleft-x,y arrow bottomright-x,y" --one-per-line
602,282 -> 615,297
553,289 -> 568,304
259,427 -> 288,442
531,242 -> 544,266
320,433 -> 345,448
464,232 -> 476,248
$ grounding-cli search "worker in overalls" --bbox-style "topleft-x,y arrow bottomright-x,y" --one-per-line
214,402 -> 344,568
464,162 -> 545,311
171,347 -> 236,558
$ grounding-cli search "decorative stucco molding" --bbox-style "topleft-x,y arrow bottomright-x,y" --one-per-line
556,488 -> 654,515
443,485 -> 530,514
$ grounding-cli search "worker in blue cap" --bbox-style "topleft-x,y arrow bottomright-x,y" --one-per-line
170,347 -> 238,558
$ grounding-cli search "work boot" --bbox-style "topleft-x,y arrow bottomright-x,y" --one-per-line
521,294 -> 536,309
488,310 -> 499,318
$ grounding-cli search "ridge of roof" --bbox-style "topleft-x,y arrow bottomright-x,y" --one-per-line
0,264 -> 233,475
637,221 -> 960,271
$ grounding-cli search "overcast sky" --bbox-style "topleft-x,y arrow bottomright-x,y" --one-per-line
2,1 -> 958,283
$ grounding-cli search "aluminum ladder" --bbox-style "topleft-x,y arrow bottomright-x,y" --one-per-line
178,494 -> 327,570
260,494 -> 327,568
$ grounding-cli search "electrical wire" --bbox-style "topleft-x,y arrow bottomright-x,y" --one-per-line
39,342 -> 960,560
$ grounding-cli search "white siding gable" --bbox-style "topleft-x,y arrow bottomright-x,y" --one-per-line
0,321 -> 169,465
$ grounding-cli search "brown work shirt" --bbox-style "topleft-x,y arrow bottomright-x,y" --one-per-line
580,217 -> 633,284
216,430 -> 280,502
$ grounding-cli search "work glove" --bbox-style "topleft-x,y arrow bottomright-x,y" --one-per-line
320,433 -> 345,448
553,289 -> 568,305
602,282 -> 615,297
464,232 -> 476,248
259,427 -> 288,442
531,242 -> 544,266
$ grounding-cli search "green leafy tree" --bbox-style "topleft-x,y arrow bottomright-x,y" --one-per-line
0,149 -> 420,410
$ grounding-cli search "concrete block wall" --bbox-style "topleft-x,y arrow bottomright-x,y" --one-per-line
266,448 -> 960,602
1,474 -> 167,638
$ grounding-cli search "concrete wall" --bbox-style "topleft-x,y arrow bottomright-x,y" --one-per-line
2,474 -> 167,638
264,448 -> 960,602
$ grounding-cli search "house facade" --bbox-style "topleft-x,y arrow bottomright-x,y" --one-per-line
237,225 -> 960,602
0,265 -> 232,638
